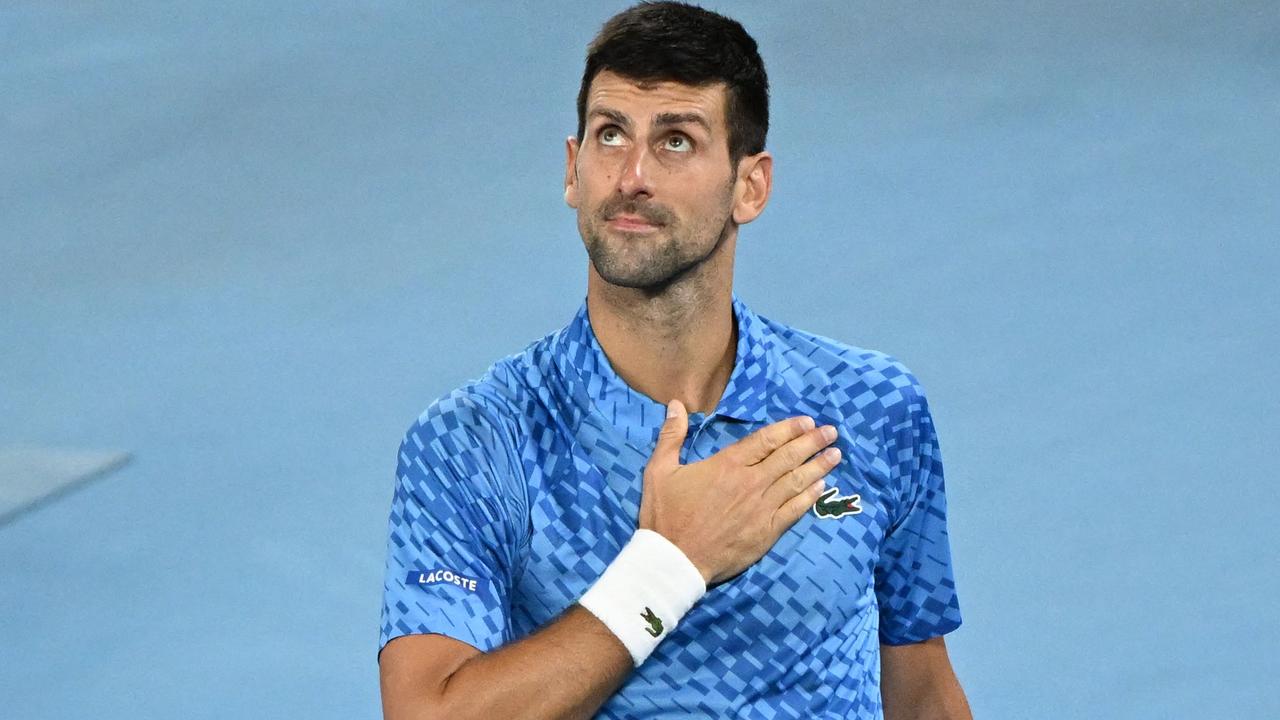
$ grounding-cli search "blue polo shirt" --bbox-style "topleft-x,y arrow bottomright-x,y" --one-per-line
379,293 -> 962,719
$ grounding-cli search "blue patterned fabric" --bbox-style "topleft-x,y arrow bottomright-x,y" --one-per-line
379,293 -> 962,719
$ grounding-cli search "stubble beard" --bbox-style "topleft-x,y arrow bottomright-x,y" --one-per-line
581,189 -> 735,292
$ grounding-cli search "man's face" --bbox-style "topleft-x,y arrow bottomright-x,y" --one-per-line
565,70 -> 739,290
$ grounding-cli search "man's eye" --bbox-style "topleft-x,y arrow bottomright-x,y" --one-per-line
664,135 -> 691,152
598,127 -> 624,146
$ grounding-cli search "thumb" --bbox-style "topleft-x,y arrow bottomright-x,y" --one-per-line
649,399 -> 688,474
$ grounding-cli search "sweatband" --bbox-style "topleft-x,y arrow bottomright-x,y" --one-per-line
578,528 -> 708,666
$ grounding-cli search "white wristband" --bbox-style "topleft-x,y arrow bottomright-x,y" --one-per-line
578,529 -> 708,667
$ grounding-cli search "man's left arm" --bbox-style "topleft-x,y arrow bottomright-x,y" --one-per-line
873,372 -> 969,718
880,636 -> 972,720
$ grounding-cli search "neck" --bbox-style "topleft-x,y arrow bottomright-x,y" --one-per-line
585,240 -> 738,416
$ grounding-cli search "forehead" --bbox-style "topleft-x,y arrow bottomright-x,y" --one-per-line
585,70 -> 727,128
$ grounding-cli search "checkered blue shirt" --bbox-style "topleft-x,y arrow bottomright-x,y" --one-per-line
380,293 -> 962,719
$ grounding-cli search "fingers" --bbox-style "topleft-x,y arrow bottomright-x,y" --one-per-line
755,423 -> 839,481
646,399 -> 689,477
727,415 -> 816,466
761,444 -> 842,510
774,477 -> 830,530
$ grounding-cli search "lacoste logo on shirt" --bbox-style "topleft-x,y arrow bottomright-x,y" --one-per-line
407,568 -> 483,593
813,487 -> 863,519
641,606 -> 663,637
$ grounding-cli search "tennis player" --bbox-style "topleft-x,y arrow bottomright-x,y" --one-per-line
379,3 -> 971,718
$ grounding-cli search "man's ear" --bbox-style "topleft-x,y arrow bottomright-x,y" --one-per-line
564,136 -> 580,209
731,150 -> 773,225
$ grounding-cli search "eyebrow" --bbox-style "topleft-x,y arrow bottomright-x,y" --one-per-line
588,107 -> 632,129
653,111 -> 711,134
587,107 -> 712,135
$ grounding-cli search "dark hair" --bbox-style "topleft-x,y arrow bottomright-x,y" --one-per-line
575,1 -> 769,167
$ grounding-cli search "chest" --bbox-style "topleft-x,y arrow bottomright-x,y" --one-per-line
510,414 -> 893,640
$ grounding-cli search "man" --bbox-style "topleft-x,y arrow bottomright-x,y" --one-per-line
379,3 -> 970,718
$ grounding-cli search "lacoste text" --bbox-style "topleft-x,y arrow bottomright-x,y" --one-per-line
407,569 -> 481,593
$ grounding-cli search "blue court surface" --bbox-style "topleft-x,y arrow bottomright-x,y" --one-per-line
2,2 -> 1277,718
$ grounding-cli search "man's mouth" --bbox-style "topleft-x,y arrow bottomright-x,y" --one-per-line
606,213 -> 662,231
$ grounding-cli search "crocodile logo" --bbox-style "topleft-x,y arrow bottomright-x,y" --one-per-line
813,487 -> 863,519
641,606 -> 663,637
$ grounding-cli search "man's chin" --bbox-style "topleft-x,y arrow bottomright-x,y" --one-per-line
594,268 -> 670,290
590,252 -> 701,291
585,230 -> 703,290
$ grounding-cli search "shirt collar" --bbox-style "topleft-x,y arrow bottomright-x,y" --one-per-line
554,292 -> 773,448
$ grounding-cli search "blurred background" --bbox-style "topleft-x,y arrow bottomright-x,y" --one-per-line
2,1 -> 1277,718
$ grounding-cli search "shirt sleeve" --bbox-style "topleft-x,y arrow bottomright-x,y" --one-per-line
873,378 -> 963,645
378,390 -> 526,658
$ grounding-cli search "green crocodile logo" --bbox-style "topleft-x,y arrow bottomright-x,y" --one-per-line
813,487 -> 863,519
641,606 -> 663,637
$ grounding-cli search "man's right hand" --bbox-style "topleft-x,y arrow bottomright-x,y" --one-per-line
637,399 -> 842,587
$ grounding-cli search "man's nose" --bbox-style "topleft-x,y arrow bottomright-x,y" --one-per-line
616,143 -> 653,198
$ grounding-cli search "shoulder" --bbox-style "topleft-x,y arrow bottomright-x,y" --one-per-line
394,356 -> 535,530
402,365 -> 523,459
400,324 -> 563,460
759,313 -> 930,427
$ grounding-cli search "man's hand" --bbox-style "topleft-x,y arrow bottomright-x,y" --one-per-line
638,399 -> 841,586
382,401 -> 844,720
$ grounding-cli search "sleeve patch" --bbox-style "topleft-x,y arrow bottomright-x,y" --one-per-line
405,568 -> 485,594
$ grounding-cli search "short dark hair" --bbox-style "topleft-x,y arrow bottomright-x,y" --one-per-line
575,1 -> 769,167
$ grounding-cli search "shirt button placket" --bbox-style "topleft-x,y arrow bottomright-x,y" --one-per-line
689,415 -> 717,460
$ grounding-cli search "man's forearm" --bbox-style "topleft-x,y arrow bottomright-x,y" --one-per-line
881,668 -> 972,720
884,683 -> 972,720
436,605 -> 633,720
880,637 -> 972,720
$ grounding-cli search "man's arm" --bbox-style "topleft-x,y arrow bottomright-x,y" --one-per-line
880,636 -> 972,720
380,605 -> 630,720
380,403 -> 841,719
874,376 -> 967,719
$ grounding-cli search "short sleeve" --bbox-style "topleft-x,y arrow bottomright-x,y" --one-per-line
873,381 -> 963,645
378,391 -> 526,658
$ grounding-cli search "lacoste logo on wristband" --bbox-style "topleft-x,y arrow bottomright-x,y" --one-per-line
407,568 -> 484,593
813,487 -> 863,519
641,606 -> 664,637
